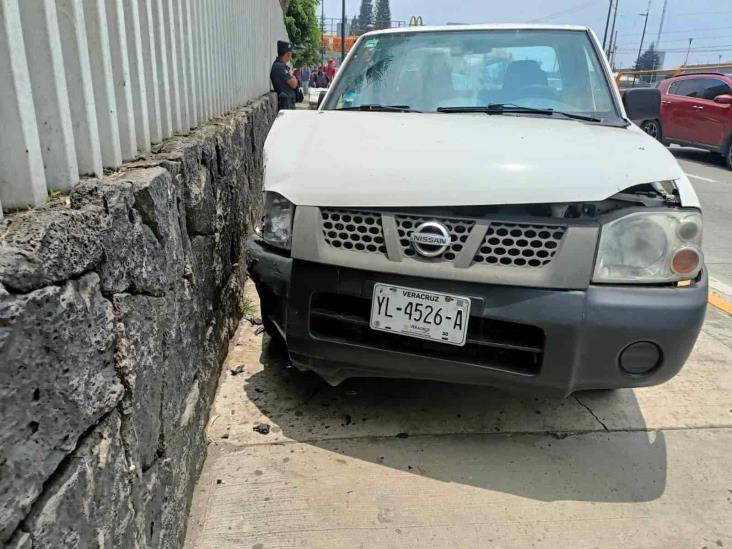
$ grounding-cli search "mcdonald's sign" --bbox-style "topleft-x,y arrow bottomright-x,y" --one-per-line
409,16 -> 423,27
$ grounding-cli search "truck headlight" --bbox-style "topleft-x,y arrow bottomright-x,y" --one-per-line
593,211 -> 703,283
259,192 -> 294,250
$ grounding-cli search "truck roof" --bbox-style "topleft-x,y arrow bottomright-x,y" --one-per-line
362,23 -> 591,37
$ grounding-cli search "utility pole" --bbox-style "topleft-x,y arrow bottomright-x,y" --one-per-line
320,0 -> 325,65
633,2 -> 651,86
602,0 -> 613,50
720,54 -> 724,69
655,0 -> 668,50
608,0 -> 619,56
611,30 -> 619,69
684,38 -> 693,66
341,0 -> 346,64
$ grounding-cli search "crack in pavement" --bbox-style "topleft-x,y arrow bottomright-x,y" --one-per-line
573,395 -> 610,432
210,425 -> 732,450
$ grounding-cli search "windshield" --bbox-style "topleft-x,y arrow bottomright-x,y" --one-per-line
323,29 -> 621,123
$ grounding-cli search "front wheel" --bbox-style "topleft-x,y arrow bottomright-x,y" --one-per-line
641,119 -> 663,142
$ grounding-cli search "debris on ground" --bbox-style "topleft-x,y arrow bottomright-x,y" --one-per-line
343,414 -> 352,426
221,432 -> 230,439
243,315 -> 263,326
229,365 -> 245,376
254,326 -> 265,336
253,422 -> 271,435
395,432 -> 409,439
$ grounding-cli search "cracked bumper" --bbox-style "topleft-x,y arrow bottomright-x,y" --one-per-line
246,237 -> 707,397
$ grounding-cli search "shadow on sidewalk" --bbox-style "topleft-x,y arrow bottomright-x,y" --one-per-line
243,336 -> 667,504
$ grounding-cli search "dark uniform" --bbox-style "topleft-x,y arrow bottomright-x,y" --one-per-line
271,41 -> 296,110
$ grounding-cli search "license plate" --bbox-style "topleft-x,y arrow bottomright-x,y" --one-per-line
370,284 -> 471,346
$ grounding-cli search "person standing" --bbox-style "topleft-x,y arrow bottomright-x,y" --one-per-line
325,57 -> 337,82
301,65 -> 311,96
270,40 -> 297,110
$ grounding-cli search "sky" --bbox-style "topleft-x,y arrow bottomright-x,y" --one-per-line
319,0 -> 732,69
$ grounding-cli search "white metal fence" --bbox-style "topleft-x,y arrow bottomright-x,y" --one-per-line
0,0 -> 286,215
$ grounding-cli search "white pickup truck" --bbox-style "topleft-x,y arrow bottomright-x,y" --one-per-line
248,24 -> 706,396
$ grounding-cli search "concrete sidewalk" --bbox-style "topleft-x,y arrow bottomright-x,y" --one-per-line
185,283 -> 732,549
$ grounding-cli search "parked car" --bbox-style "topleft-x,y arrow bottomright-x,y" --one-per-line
642,72 -> 732,169
248,25 -> 707,397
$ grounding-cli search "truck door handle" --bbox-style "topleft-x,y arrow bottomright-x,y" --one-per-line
661,100 -> 671,104
692,105 -> 704,110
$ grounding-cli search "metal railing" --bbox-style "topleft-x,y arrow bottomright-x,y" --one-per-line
0,0 -> 287,215
615,63 -> 732,88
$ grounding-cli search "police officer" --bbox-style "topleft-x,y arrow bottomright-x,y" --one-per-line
271,41 -> 298,110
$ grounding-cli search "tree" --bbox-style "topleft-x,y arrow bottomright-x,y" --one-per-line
356,0 -> 374,35
634,42 -> 662,81
374,0 -> 391,30
285,0 -> 321,66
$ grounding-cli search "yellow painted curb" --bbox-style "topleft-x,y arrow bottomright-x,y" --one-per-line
709,292 -> 732,315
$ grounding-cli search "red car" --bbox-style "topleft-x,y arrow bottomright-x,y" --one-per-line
642,73 -> 732,170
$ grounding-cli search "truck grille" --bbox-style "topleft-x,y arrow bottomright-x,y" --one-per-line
319,208 -> 567,267
321,208 -> 386,255
475,223 -> 566,267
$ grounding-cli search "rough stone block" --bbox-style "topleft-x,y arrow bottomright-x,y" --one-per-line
23,411 -> 136,548
0,207 -> 105,292
113,293 -> 168,471
0,273 -> 123,542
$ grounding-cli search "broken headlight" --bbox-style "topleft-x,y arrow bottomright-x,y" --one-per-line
259,192 -> 294,250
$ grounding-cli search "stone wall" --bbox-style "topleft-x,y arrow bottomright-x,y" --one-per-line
0,94 -> 277,548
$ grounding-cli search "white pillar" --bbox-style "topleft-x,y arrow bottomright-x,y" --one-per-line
139,0 -> 162,143
162,0 -> 183,132
105,0 -> 137,160
173,0 -> 191,130
83,0 -> 122,168
151,0 -> 172,138
123,0 -> 151,153
0,0 -> 48,209
57,0 -> 103,177
184,0 -> 198,127
19,0 -> 79,193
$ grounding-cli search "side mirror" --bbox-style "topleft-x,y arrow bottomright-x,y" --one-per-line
622,88 -> 660,121
317,90 -> 327,108
714,94 -> 732,105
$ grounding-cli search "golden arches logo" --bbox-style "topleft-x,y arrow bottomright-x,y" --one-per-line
409,16 -> 423,27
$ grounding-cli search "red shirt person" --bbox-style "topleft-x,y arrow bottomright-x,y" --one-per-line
325,58 -> 336,81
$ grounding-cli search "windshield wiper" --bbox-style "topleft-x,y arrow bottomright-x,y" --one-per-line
437,103 -> 601,122
334,104 -> 421,113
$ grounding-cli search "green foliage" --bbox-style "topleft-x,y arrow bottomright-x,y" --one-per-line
374,0 -> 391,30
285,0 -> 321,66
239,298 -> 256,317
356,0 -> 374,35
634,42 -> 662,80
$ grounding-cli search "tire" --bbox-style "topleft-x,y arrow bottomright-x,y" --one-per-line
725,139 -> 732,171
641,119 -> 663,142
260,297 -> 286,349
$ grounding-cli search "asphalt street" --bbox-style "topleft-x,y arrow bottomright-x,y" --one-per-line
671,146 -> 732,291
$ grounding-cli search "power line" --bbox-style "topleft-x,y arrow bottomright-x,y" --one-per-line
527,0 -> 595,23
619,25 -> 732,38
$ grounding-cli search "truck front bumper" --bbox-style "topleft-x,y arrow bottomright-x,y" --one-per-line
247,238 -> 707,397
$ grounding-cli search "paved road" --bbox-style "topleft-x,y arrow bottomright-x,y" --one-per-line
671,146 -> 732,289
186,282 -> 732,549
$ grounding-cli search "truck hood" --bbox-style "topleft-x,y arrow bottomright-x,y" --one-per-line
264,110 -> 699,208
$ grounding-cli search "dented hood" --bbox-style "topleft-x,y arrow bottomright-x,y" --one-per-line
264,110 -> 699,208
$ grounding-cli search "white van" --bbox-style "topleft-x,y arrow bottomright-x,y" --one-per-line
248,25 -> 707,396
